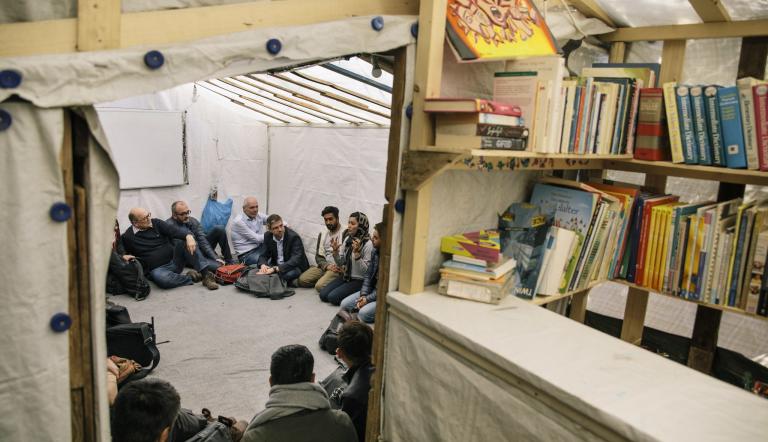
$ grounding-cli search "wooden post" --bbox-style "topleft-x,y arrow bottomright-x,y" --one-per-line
397,183 -> 434,294
620,287 -> 650,345
366,46 -> 407,442
77,0 -> 122,51
687,306 -> 723,373
569,290 -> 589,323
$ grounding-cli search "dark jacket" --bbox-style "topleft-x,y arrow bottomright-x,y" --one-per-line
360,248 -> 379,302
257,228 -> 310,274
340,361 -> 374,442
166,216 -> 218,261
119,219 -> 189,271
242,408 -> 356,442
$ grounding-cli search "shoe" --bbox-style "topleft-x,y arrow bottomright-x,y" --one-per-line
186,270 -> 202,283
202,272 -> 219,290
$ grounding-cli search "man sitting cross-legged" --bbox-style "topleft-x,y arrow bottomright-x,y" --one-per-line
166,200 -> 223,290
231,196 -> 269,265
242,345 -> 357,442
256,214 -> 310,287
298,206 -> 346,290
120,207 -> 218,290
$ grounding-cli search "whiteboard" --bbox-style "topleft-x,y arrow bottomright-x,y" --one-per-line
97,108 -> 186,189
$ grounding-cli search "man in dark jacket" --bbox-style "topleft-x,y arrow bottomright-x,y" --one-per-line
120,207 -> 216,290
256,214 -> 310,287
242,345 -> 357,442
330,321 -> 374,442
167,200 -> 223,289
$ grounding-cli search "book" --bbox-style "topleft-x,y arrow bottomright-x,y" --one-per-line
537,227 -> 578,296
587,181 -> 639,279
634,88 -> 670,161
718,86 -> 748,169
703,86 -> 727,167
634,195 -> 679,285
445,0 -> 557,62
499,203 -> 552,299
441,230 -> 501,264
736,77 -> 766,170
434,133 -> 528,150
434,109 -> 523,129
665,202 -> 714,295
437,272 -> 513,304
559,79 -> 578,153
591,63 -> 660,87
690,86 -> 713,165
424,98 -> 523,115
740,208 -> 768,309
452,254 -> 489,267
676,86 -> 699,164
441,258 -> 516,280
663,82 -> 685,163
753,84 -> 768,171
726,202 -> 756,305
475,124 -> 529,138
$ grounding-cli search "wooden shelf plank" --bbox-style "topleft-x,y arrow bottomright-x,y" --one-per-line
605,159 -> 768,186
530,282 -> 599,306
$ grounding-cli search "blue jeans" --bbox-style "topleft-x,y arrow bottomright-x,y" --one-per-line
238,243 -> 267,266
280,267 -> 301,285
148,260 -> 193,289
173,240 -> 220,274
319,278 -> 363,306
340,291 -> 376,323
205,225 -> 233,262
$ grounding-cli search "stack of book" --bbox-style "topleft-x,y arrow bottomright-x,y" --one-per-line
425,98 -> 529,150
663,78 -> 768,169
438,230 -> 515,304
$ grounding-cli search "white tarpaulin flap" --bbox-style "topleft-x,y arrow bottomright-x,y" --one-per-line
0,15 -> 416,108
267,126 -> 389,261
384,291 -> 768,441
0,103 -> 71,441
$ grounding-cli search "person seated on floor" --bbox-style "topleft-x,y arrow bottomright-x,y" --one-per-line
170,200 -> 235,265
327,321 -> 375,442
242,345 -> 357,442
119,208 -> 219,290
319,212 -> 373,306
231,196 -> 269,266
298,206 -> 346,290
112,377 -> 246,442
339,222 -> 383,324
256,214 -> 309,287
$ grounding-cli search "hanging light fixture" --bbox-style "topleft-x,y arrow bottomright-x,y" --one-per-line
371,55 -> 382,78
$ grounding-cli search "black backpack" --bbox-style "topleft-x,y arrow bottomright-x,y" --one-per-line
107,250 -> 151,301
106,317 -> 160,375
319,310 -> 358,355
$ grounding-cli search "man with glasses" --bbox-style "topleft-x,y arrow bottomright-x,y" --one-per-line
120,207 -> 217,290
231,196 -> 269,265
166,200 -> 223,290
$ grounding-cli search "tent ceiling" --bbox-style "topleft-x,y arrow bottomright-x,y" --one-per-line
201,56 -> 392,126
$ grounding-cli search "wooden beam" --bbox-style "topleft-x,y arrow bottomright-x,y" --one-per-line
400,151 -> 462,190
601,19 -> 768,42
0,0 -> 419,57
567,0 -> 616,28
620,287 -> 649,345
207,80 -> 306,123
408,0 -> 447,153
196,82 -> 292,123
398,182 -> 433,294
659,40 -> 687,84
737,37 -> 768,79
608,42 -> 626,63
568,289 -> 589,323
291,70 -> 391,109
687,305 -> 722,374
227,77 -> 340,124
77,0 -> 121,51
689,0 -> 731,22
216,79 -> 315,124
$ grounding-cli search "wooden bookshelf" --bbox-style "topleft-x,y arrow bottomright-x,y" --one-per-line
605,159 -> 768,186
529,282 -> 600,306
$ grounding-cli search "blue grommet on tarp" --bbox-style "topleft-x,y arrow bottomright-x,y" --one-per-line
0,109 -> 11,131
405,103 -> 413,119
50,313 -> 72,333
143,50 -> 165,69
266,38 -> 282,55
0,70 -> 22,89
395,199 -> 406,214
411,22 -> 419,38
371,16 -> 384,31
49,202 -> 72,222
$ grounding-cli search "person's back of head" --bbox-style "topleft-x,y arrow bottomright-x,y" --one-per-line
337,321 -> 373,368
112,378 -> 181,442
270,344 -> 315,386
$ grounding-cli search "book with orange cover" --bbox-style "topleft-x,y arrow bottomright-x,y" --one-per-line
446,0 -> 557,62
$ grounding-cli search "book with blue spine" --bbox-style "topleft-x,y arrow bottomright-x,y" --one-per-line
718,86 -> 748,169
676,86 -> 699,164
567,84 -> 582,153
690,86 -> 712,165
703,86 -> 726,167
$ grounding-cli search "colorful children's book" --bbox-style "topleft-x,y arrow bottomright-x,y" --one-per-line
499,203 -> 552,299
441,230 -> 501,264
446,0 -> 557,62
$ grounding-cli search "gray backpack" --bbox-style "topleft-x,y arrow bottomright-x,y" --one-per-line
234,266 -> 295,300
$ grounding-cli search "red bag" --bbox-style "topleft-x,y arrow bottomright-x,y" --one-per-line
215,264 -> 247,285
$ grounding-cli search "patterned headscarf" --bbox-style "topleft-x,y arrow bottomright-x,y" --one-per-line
343,212 -> 370,280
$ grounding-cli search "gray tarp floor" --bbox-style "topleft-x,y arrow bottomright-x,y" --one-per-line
107,282 -> 341,421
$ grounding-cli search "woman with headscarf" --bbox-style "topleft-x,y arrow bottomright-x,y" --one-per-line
318,212 -> 373,305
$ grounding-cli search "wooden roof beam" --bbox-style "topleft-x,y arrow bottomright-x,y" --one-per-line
291,70 -> 392,109
197,82 -> 291,124
601,19 -> 768,42
567,0 -> 616,28
688,0 -> 731,23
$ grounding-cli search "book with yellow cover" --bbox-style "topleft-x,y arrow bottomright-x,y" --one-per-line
446,0 -> 557,62
440,230 -> 502,264
643,206 -> 662,288
663,82 -> 685,163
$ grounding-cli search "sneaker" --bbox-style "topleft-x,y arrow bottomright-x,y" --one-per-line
186,270 -> 202,283
202,272 -> 219,290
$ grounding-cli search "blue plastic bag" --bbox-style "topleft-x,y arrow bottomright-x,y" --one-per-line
200,198 -> 233,234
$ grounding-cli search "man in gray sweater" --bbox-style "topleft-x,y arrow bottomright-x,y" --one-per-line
242,345 -> 357,442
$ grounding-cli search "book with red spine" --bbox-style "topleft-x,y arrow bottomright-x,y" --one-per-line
634,88 -> 670,161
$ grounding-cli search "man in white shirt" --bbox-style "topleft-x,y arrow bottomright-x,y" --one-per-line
230,196 -> 268,265
297,206 -> 345,291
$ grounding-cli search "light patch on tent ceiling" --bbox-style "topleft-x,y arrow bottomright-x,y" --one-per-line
721,0 -> 768,21
592,0 -> 702,27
